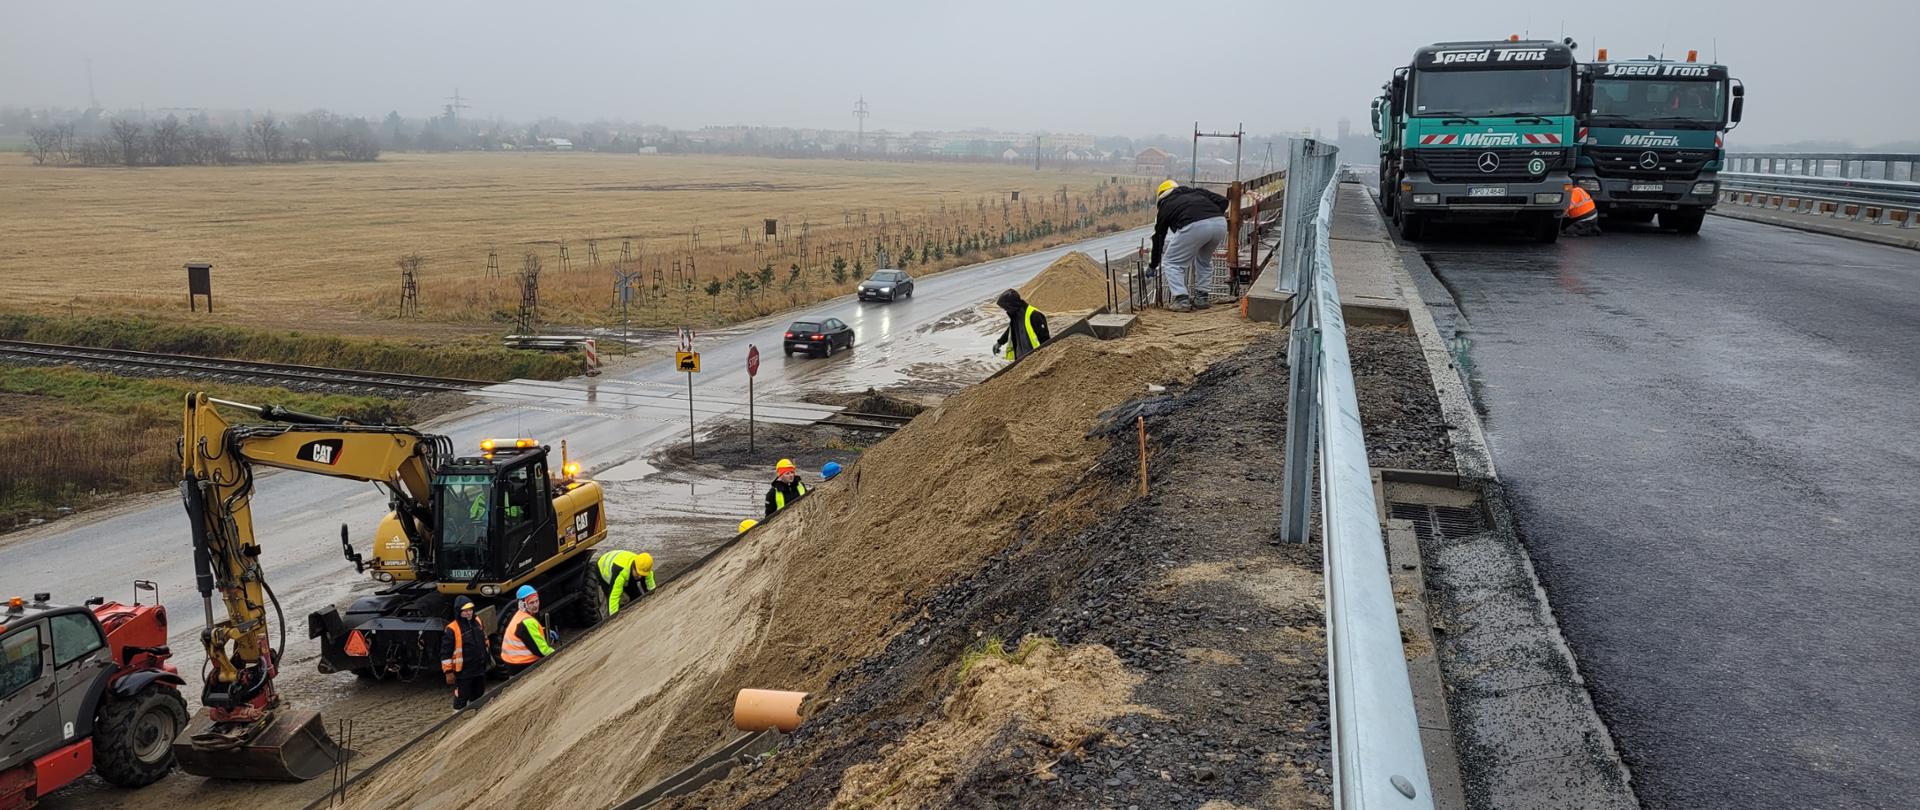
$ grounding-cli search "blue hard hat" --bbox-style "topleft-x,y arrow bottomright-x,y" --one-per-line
822,461 -> 843,480
516,585 -> 537,600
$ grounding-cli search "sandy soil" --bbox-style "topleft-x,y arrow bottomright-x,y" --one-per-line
330,308 -> 1273,810
1017,251 -> 1123,314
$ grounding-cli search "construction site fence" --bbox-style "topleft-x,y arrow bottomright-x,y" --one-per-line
1276,138 -> 1436,810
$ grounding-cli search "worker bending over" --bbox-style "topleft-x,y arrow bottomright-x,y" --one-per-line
596,549 -> 656,616
500,585 -> 557,675
1149,179 -> 1230,312
764,458 -> 809,517
440,596 -> 490,710
992,289 -> 1050,361
1563,184 -> 1601,236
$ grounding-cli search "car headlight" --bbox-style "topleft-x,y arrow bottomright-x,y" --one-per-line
880,286 -> 892,293
1577,179 -> 1600,192
1691,181 -> 1717,195
1411,193 -> 1439,205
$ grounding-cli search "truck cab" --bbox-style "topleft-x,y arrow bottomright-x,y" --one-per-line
1574,51 -> 1743,233
1374,38 -> 1579,242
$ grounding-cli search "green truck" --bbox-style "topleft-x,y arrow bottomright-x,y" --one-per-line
1573,53 -> 1745,233
1372,38 -> 1579,242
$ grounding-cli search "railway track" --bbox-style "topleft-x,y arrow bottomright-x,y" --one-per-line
0,339 -> 492,395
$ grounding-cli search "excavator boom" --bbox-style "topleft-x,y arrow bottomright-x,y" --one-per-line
173,394 -> 446,781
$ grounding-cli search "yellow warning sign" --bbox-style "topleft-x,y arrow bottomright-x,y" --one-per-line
675,351 -> 701,372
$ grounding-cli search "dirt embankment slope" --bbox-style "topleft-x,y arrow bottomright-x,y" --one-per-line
342,309 -> 1273,810
1016,250 -> 1120,315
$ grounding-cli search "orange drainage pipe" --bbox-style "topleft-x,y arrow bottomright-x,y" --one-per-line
734,689 -> 808,732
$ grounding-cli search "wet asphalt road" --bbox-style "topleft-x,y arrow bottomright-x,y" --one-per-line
1409,217 -> 1920,809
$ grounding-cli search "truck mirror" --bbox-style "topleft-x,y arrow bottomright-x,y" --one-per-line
1730,97 -> 1744,124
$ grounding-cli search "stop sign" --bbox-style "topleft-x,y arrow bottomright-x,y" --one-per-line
747,344 -> 761,377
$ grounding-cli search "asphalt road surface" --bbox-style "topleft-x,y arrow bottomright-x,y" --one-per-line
0,227 -> 1150,715
1410,216 -> 1920,809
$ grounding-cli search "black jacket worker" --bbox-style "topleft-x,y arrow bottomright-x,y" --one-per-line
764,458 -> 809,518
992,289 -> 1050,361
439,596 -> 490,710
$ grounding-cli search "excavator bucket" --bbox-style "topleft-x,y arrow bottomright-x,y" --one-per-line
172,707 -> 351,781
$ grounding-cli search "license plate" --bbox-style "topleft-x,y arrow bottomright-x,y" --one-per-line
1631,182 -> 1665,192
1469,186 -> 1507,198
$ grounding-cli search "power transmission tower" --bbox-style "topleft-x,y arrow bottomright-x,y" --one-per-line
444,88 -> 471,122
852,96 -> 869,153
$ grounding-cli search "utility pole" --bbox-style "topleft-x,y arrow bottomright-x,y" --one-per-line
1034,134 -> 1041,171
86,58 -> 100,110
852,96 -> 869,153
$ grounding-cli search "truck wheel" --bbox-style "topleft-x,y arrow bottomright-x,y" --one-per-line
1662,210 -> 1705,234
93,685 -> 188,787
1535,215 -> 1561,244
1397,211 -> 1425,241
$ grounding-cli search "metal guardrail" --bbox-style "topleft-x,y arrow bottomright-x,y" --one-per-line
1276,138 -> 1435,810
1718,172 -> 1920,228
1725,152 -> 1920,182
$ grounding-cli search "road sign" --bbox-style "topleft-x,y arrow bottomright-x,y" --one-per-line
676,351 -> 701,372
747,344 -> 761,377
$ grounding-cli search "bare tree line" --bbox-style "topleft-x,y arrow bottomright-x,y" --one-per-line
29,112 -> 379,167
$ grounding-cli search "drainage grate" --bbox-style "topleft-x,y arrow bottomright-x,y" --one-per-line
1389,502 -> 1487,544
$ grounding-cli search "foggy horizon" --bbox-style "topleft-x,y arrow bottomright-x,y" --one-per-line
2,0 -> 1911,146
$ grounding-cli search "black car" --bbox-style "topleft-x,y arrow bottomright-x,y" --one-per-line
783,318 -> 855,357
857,270 -> 914,302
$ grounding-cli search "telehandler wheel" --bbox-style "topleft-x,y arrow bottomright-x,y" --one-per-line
93,684 -> 188,787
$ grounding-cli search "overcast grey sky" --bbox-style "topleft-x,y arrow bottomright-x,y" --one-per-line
0,0 -> 1908,145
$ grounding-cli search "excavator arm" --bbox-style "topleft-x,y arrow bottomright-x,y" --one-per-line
174,393 -> 450,781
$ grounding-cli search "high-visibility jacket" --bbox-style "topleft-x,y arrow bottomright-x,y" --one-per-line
439,616 -> 489,675
764,479 -> 808,517
998,306 -> 1048,361
499,608 -> 553,665
1567,185 -> 1598,220
597,550 -> 656,616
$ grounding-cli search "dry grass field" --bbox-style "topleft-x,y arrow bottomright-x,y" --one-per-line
0,152 -> 1145,336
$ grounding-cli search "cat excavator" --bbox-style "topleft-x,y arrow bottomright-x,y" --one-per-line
172,393 -> 608,781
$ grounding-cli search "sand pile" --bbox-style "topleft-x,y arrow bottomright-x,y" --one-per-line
1017,251 -> 1119,314
830,642 -> 1150,808
341,309 -> 1272,810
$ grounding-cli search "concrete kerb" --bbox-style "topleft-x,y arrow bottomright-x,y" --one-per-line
1711,205 -> 1920,251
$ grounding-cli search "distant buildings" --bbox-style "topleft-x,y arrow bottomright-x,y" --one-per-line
1134,147 -> 1171,176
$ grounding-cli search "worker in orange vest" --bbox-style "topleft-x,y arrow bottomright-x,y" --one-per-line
1564,184 -> 1601,236
440,596 -> 490,710
499,585 -> 557,675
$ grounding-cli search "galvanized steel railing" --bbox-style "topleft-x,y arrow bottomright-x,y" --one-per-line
1717,152 -> 1920,228
1276,138 -> 1435,810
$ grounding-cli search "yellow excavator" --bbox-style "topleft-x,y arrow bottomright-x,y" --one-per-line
173,393 -> 609,781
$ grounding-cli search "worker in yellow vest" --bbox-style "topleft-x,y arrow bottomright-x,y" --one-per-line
595,549 -> 656,616
499,585 -> 557,675
439,596 -> 490,710
763,458 -> 809,518
991,289 -> 1050,361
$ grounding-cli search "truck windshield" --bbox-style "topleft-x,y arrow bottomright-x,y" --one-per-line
435,474 -> 492,580
1591,79 -> 1724,125
1413,68 -> 1571,117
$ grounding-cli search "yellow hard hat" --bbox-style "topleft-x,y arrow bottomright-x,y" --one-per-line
738,519 -> 759,533
775,458 -> 796,474
1156,179 -> 1178,199
634,552 -> 653,574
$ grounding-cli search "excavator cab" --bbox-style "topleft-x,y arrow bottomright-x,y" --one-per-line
428,447 -> 558,584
